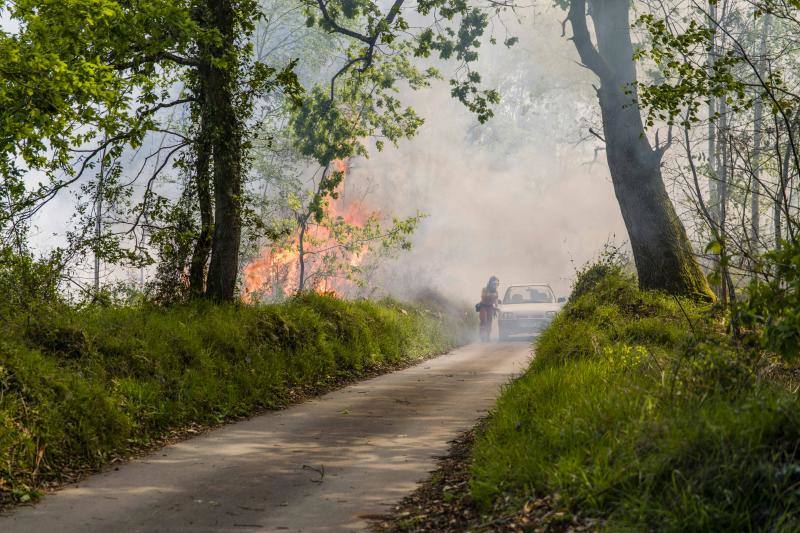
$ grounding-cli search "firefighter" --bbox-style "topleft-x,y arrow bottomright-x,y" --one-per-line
478,276 -> 500,342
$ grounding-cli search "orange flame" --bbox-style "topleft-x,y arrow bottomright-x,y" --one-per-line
242,159 -> 375,302
332,158 -> 347,175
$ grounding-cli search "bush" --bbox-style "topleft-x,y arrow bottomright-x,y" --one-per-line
735,240 -> 800,362
0,247 -> 62,313
470,261 -> 800,530
569,242 -> 631,301
0,293 -> 472,506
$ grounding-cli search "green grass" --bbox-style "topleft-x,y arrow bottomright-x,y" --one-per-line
471,269 -> 800,531
0,293 -> 472,506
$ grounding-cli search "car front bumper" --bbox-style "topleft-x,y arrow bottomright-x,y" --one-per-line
498,317 -> 553,335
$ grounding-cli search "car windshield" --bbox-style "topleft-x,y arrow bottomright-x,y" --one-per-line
503,286 -> 554,304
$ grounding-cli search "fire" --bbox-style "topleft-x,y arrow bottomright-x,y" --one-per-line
332,158 -> 347,175
242,159 -> 375,302
242,247 -> 300,301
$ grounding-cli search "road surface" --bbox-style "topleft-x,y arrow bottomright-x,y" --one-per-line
1,341 -> 530,532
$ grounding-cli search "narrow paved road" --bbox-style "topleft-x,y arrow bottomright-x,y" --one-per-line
2,342 -> 530,532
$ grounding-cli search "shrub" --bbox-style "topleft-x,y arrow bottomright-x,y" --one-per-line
569,242 -> 631,301
735,240 -> 800,362
0,247 -> 62,314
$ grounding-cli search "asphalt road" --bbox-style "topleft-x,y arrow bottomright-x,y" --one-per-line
1,341 -> 531,532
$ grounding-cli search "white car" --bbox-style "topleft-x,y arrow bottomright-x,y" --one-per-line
498,284 -> 565,341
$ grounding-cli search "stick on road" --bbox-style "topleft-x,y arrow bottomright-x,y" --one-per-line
2,342 -> 530,532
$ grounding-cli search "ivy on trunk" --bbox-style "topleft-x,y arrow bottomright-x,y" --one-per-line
199,0 -> 243,301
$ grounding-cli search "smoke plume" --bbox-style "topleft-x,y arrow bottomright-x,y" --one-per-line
344,9 -> 626,301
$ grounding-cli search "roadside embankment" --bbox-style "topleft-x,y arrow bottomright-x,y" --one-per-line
471,266 -> 800,530
0,293 -> 473,507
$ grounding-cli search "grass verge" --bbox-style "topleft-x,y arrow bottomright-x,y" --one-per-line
0,293 -> 472,508
372,421 -> 597,532
470,267 -> 800,531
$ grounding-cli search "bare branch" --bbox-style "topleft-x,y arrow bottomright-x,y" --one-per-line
588,127 -> 606,143
567,0 -> 613,82
316,0 -> 372,44
114,52 -> 200,70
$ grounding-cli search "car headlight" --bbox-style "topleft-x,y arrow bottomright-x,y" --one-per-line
501,312 -> 515,320
545,311 -> 557,318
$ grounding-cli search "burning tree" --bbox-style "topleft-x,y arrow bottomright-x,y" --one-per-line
243,159 -> 421,301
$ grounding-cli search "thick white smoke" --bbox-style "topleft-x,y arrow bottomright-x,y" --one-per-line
345,8 -> 626,301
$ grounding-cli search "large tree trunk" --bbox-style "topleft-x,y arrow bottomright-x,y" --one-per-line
568,0 -> 713,299
200,0 -> 243,301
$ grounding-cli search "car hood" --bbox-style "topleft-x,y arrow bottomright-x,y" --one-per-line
498,302 -> 562,314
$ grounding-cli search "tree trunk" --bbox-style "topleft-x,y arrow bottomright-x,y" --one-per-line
750,16 -> 771,253
718,107 -> 730,303
707,1 -> 718,228
568,0 -> 713,299
188,106 -> 213,296
200,0 -> 244,302
297,220 -> 307,292
95,141 -> 105,292
776,132 -> 791,250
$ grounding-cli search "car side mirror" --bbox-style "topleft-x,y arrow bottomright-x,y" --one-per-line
557,297 -> 566,303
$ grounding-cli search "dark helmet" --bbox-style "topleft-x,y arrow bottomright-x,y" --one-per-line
488,276 -> 499,286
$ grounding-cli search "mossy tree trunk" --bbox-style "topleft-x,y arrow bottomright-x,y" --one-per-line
567,0 -> 713,299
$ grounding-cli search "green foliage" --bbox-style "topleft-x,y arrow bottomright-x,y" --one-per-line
146,184 -> 199,305
1,0 -> 160,171
0,0 -> 303,276
301,0 -> 504,127
0,247 -> 63,313
471,263 -> 800,530
289,48 -> 432,168
633,6 -> 795,128
634,13 -> 748,127
569,243 -> 632,301
0,293 -> 472,506
0,0 -> 193,205
735,240 -> 800,362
